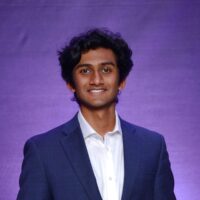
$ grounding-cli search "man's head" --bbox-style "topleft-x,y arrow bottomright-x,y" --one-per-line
58,28 -> 133,87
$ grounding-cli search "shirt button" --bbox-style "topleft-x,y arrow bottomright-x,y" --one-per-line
106,147 -> 111,152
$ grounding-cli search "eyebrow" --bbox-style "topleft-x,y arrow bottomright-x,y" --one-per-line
75,62 -> 116,69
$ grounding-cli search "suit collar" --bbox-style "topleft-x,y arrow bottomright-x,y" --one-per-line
60,115 -> 102,200
60,115 -> 140,200
120,119 -> 140,200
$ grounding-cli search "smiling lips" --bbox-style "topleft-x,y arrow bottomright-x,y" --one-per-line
88,88 -> 106,94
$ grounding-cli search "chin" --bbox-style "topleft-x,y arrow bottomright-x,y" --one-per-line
77,99 -> 117,110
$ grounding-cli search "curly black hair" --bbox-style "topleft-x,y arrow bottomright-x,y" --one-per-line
58,28 -> 133,86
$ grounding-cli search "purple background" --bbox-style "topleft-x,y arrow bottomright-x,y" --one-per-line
0,0 -> 200,199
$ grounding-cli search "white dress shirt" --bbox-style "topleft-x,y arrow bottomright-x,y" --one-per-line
78,111 -> 124,200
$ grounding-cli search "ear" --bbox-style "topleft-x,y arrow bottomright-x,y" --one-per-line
67,83 -> 75,93
118,79 -> 126,91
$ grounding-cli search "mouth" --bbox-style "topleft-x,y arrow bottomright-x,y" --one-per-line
88,88 -> 106,94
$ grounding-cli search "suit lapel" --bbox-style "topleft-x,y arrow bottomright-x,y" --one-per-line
59,116 -> 140,200
60,116 -> 102,200
121,120 -> 141,200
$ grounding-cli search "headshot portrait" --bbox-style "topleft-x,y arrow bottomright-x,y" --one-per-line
17,28 -> 176,200
0,1 -> 199,200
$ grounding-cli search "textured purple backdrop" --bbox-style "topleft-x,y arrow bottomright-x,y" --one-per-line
0,0 -> 200,199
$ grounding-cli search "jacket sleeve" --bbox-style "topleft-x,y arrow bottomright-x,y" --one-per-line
17,139 -> 51,200
154,135 -> 176,200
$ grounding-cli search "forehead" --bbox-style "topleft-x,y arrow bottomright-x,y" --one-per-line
79,48 -> 117,65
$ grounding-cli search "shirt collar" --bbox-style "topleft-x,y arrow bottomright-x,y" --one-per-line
78,110 -> 122,139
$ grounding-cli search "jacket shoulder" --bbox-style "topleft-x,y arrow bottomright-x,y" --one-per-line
120,118 -> 165,143
26,115 -> 79,146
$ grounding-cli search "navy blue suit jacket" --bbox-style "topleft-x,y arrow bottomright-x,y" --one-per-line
17,115 -> 176,200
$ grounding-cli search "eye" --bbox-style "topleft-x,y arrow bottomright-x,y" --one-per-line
79,68 -> 91,74
102,66 -> 111,73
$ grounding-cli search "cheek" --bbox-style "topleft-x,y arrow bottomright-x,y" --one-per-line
110,71 -> 120,85
73,79 -> 88,92
109,76 -> 120,87
73,74 -> 84,85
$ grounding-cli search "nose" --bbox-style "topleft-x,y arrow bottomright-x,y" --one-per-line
90,71 -> 103,85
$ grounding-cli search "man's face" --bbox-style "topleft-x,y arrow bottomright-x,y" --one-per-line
69,48 -> 125,111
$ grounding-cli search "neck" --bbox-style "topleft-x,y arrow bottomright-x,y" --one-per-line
80,105 -> 116,136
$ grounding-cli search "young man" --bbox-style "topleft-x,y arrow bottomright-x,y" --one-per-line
17,28 -> 176,200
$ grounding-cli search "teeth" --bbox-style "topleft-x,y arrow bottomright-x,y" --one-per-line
90,89 -> 104,93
